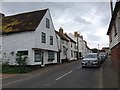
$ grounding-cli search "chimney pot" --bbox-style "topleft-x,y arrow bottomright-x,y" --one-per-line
59,27 -> 63,33
74,32 -> 80,37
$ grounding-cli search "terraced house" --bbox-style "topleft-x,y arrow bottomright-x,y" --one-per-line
1,9 -> 58,66
64,33 -> 77,61
107,1 -> 120,71
55,28 -> 69,63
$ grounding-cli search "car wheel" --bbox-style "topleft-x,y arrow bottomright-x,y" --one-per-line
82,66 -> 85,68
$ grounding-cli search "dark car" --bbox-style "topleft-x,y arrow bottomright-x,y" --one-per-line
99,52 -> 107,64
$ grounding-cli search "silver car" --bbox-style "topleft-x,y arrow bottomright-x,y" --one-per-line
82,53 -> 100,68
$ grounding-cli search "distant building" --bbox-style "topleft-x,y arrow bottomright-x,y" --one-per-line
55,28 -> 69,63
74,32 -> 91,57
64,33 -> 77,61
68,32 -> 91,58
101,47 -> 110,55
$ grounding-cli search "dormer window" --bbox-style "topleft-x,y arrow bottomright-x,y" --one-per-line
46,18 -> 50,28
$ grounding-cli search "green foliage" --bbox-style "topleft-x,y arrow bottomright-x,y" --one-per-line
16,53 -> 27,65
2,65 -> 32,74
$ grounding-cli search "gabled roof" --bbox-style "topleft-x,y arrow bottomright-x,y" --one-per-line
107,1 -> 120,35
55,30 -> 69,42
1,9 -> 48,35
64,34 -> 76,43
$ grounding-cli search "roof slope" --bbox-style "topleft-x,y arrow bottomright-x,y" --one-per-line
107,1 -> 120,35
64,34 -> 76,43
1,9 -> 48,34
55,30 -> 69,42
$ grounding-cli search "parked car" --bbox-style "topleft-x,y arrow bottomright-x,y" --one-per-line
82,53 -> 100,68
99,52 -> 107,64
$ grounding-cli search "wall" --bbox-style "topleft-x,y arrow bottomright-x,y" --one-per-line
67,41 -> 76,61
110,11 -> 120,49
109,26 -> 119,49
110,10 -> 120,72
2,31 -> 35,65
111,43 -> 120,72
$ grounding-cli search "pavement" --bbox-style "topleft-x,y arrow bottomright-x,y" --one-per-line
101,55 -> 118,88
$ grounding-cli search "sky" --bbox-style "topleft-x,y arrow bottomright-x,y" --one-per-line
0,0 -> 117,49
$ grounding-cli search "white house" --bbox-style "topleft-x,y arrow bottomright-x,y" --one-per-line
82,40 -> 89,57
69,32 -> 90,58
55,28 -> 69,63
1,9 -> 58,66
64,33 -> 77,61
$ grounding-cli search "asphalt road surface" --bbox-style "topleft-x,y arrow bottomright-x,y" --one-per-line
2,60 -> 103,88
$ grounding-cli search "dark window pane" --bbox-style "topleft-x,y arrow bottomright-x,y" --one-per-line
42,32 -> 46,43
50,36 -> 53,45
46,18 -> 50,28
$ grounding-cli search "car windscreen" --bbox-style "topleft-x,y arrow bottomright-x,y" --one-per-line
85,54 -> 97,58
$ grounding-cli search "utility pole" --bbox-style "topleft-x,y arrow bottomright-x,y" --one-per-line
98,44 -> 100,56
77,32 -> 79,60
98,44 -> 99,50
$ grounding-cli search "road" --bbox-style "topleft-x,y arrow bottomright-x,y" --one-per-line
2,60 -> 102,88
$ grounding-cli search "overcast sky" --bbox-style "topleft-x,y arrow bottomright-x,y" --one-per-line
1,1 -> 117,49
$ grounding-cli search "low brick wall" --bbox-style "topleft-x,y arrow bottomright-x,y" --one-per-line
111,43 -> 120,72
112,60 -> 120,72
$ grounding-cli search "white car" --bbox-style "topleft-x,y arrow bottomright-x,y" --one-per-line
82,53 -> 100,68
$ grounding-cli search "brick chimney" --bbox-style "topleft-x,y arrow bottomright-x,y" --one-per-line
64,33 -> 67,37
74,32 -> 80,37
59,27 -> 63,33
80,35 -> 83,40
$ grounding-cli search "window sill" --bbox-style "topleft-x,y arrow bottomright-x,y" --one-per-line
48,59 -> 54,61
34,60 -> 41,62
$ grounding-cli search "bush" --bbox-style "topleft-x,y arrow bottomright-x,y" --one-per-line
2,65 -> 32,74
16,53 -> 27,65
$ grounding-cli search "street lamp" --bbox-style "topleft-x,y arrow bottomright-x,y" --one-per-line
98,44 -> 100,55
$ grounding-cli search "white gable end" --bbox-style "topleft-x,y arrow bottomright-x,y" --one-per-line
34,10 -> 58,52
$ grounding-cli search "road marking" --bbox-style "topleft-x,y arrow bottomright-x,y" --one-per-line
99,67 -> 103,88
98,58 -> 107,88
56,71 -> 73,81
